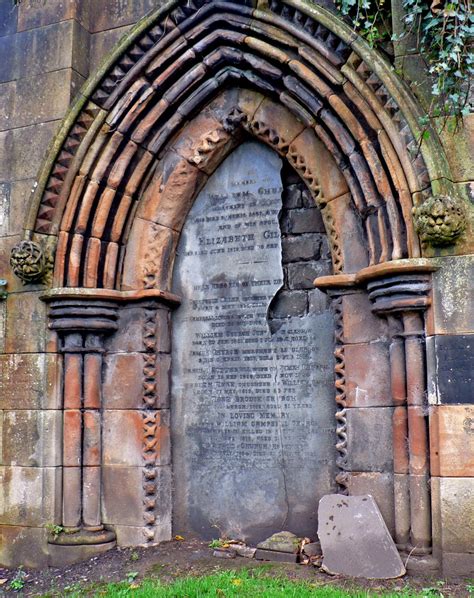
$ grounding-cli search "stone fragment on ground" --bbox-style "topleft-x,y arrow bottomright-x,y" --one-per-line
302,541 -> 322,557
232,544 -> 257,558
318,494 -> 406,579
255,531 -> 302,563
256,531 -> 301,553
212,548 -> 236,559
255,549 -> 299,563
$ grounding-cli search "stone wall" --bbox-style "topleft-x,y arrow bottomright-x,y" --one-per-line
0,0 -> 472,576
0,0 -> 164,567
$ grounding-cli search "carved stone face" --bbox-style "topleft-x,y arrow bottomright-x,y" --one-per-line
10,240 -> 46,283
414,195 -> 467,246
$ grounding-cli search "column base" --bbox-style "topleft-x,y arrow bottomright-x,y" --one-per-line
48,540 -> 116,568
401,552 -> 440,575
48,528 -> 116,546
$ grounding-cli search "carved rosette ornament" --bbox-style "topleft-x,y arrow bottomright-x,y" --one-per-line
413,195 -> 467,246
10,240 -> 52,284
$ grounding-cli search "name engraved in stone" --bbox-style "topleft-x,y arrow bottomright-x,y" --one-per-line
171,142 -> 336,542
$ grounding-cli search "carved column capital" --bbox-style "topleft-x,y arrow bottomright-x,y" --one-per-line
367,273 -> 432,315
48,299 -> 119,336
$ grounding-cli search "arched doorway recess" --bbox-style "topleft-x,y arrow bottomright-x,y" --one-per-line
11,0 -> 453,570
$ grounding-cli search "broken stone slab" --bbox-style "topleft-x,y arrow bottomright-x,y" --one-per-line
233,544 -> 257,558
257,531 -> 301,554
255,549 -> 299,563
318,494 -> 406,579
302,541 -> 322,557
213,548 -> 236,559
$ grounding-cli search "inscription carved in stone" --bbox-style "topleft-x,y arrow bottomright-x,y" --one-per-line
171,142 -> 336,543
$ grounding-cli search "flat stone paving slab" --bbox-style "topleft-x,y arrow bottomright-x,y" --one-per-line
318,494 -> 406,579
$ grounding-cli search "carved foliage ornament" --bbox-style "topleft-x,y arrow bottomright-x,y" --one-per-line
10,240 -> 53,284
413,195 -> 467,246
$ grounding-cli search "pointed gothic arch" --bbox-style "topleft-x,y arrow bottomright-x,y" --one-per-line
22,0 -> 454,284
10,0 -> 449,570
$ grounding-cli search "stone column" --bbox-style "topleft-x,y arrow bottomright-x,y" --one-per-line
367,273 -> 434,561
48,298 -> 119,548
387,315 -> 411,549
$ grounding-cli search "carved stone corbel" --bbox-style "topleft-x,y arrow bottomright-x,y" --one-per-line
10,239 -> 54,285
413,195 -> 467,247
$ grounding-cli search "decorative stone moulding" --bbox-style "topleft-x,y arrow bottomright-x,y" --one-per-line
315,259 -> 440,569
10,239 -> 53,284
0,279 -> 7,299
413,195 -> 467,247
20,0 -> 455,292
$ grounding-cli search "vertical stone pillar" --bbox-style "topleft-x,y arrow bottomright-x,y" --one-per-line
48,298 -> 118,548
388,316 -> 411,549
367,273 -> 434,562
403,312 -> 431,553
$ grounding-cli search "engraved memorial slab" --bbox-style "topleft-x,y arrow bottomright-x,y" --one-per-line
171,142 -> 336,543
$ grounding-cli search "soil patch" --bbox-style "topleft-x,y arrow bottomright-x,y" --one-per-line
0,539 -> 471,596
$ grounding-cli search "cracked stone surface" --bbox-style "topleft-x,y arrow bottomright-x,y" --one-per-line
171,141 -> 336,543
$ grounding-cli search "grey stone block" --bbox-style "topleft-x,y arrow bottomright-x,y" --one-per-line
0,526 -> 49,568
441,552 -> 474,577
0,35 -> 17,83
0,182 -> 10,234
431,256 -> 474,335
0,3 -> 17,38
103,465 -> 172,528
90,25 -> 132,73
270,290 -> 307,318
287,261 -> 331,290
301,186 -> 317,208
282,184 -> 302,208
308,289 -> 329,314
0,466 -> 61,526
1,410 -> 62,467
17,0 -> 90,33
10,121 -> 60,182
0,353 -> 62,410
114,524 -> 171,547
282,233 -> 322,262
9,70 -> 84,131
0,81 -> 14,133
345,472 -> 395,535
0,129 -> 12,182
286,208 -> 325,234
48,541 -> 116,568
345,407 -> 394,473
89,0 -> 158,33
16,21 -> 84,79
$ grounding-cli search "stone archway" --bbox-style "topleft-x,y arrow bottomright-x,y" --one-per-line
10,0 -> 454,569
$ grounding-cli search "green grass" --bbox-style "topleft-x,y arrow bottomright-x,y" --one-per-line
66,569 -> 426,598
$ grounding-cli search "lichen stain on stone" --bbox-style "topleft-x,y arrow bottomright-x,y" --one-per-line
439,256 -> 472,321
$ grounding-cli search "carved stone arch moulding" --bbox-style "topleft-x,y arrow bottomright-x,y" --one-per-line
9,0 -> 449,570
13,0 -> 456,288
